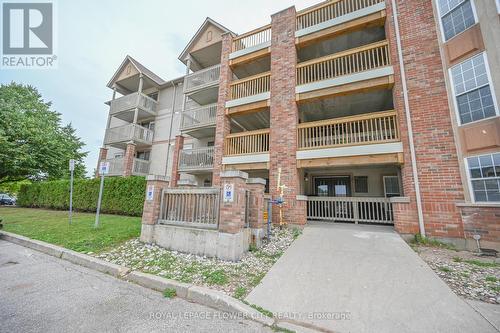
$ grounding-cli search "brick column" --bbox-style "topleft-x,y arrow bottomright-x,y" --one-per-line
170,135 -> 184,187
269,6 -> 305,225
385,0 -> 465,238
95,147 -> 108,177
212,33 -> 233,186
246,178 -> 266,246
219,171 -> 248,234
123,142 -> 136,177
140,175 -> 169,243
391,197 -> 420,235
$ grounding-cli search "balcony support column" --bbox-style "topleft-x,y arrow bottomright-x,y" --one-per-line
212,33 -> 233,186
123,141 -> 136,177
170,135 -> 184,187
269,6 -> 306,225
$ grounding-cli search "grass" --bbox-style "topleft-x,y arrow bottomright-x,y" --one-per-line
202,268 -> 229,286
485,276 -> 498,283
241,300 -> 274,318
411,234 -> 455,250
233,286 -> 247,299
438,266 -> 451,273
163,288 -> 177,298
463,259 -> 500,268
0,207 -> 141,253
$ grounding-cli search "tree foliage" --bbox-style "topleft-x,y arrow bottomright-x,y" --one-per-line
0,82 -> 87,183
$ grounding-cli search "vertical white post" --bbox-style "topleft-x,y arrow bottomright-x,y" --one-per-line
69,168 -> 74,225
94,175 -> 105,228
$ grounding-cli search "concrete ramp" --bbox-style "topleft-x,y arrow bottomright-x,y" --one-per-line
246,223 -> 497,333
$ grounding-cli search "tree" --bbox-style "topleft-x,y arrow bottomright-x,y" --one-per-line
0,82 -> 88,183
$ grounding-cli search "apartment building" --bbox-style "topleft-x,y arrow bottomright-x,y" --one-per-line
98,0 -> 500,249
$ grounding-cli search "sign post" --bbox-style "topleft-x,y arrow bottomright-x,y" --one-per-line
94,161 -> 109,228
69,159 -> 75,225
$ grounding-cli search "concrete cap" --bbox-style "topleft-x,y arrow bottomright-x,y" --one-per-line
389,196 -> 410,203
296,195 -> 308,201
146,175 -> 170,182
177,179 -> 197,186
246,178 -> 266,185
220,170 -> 248,180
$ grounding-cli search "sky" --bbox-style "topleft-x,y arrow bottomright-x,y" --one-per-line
0,0 -> 317,176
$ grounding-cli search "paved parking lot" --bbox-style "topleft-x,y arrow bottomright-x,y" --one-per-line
0,240 -> 270,333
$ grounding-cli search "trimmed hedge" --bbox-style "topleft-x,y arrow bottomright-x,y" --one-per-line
17,176 -> 146,216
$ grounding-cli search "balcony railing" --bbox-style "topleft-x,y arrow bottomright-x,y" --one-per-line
110,92 -> 158,115
105,157 -> 124,176
296,0 -> 385,30
224,129 -> 270,156
104,123 -> 154,146
184,64 -> 221,93
229,72 -> 271,100
179,147 -> 214,171
297,110 -> 399,150
132,158 -> 150,176
307,196 -> 393,224
232,24 -> 272,52
181,104 -> 217,130
296,40 -> 390,86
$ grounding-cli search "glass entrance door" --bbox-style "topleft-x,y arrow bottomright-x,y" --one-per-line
314,177 -> 351,197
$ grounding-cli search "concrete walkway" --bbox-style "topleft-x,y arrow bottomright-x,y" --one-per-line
0,240 -> 270,333
246,223 -> 498,333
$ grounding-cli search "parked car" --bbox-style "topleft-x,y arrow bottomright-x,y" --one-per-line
0,194 -> 16,205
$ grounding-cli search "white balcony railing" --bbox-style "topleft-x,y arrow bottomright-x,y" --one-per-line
133,158 -> 150,176
105,157 -> 124,176
181,104 -> 217,130
104,123 -> 154,146
110,92 -> 158,115
184,64 -> 221,93
179,147 -> 214,171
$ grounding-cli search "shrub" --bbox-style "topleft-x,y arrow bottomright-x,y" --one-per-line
17,176 -> 146,216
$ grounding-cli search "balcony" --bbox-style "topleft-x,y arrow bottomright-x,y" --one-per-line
103,157 -> 150,176
223,129 -> 270,168
226,72 -> 271,109
109,92 -> 158,122
296,110 -> 403,167
178,147 -> 214,173
104,123 -> 154,149
133,158 -> 150,176
180,103 -> 217,139
230,24 -> 271,64
295,0 -> 386,43
184,64 -> 221,94
296,40 -> 393,101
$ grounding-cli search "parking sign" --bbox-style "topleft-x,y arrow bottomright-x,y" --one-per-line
99,161 -> 110,175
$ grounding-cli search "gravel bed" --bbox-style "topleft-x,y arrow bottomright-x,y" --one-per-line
94,227 -> 299,298
416,246 -> 500,304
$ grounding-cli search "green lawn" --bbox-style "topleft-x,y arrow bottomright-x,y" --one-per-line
0,207 -> 141,253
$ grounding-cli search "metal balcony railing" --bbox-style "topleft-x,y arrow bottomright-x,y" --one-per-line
181,104 -> 217,130
109,92 -> 158,115
184,64 -> 221,93
104,123 -> 154,146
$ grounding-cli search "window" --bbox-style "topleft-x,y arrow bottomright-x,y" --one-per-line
467,153 -> 500,202
114,153 -> 123,158
437,0 -> 476,41
354,176 -> 368,193
383,176 -> 401,198
450,53 -> 497,124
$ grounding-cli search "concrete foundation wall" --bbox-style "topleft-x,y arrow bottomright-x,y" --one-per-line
140,224 -> 251,261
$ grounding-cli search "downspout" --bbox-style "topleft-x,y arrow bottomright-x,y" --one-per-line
391,0 -> 426,237
164,81 -> 177,177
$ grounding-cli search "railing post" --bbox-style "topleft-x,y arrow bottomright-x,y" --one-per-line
219,171 -> 249,234
246,178 -> 266,247
140,175 -> 170,243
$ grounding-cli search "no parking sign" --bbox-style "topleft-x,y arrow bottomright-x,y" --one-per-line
223,183 -> 234,202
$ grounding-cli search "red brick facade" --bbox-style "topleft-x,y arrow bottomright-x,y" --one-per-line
123,142 -> 136,177
219,171 -> 249,234
169,135 -> 184,187
385,0 -> 466,238
141,176 -> 169,225
459,204 -> 500,244
269,7 -> 306,226
212,33 -> 233,187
